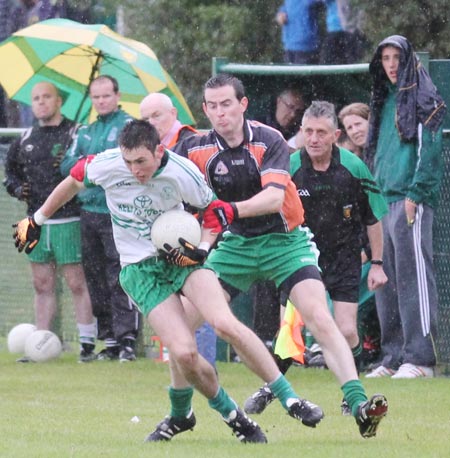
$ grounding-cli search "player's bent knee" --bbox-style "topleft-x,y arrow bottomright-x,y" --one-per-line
307,310 -> 337,339
170,345 -> 198,368
213,318 -> 249,345
337,323 -> 357,342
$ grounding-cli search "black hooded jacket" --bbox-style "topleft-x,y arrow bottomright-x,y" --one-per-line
364,35 -> 446,168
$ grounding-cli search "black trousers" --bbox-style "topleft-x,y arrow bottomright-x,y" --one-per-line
80,210 -> 140,342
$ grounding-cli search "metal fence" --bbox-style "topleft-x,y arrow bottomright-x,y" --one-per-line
433,133 -> 450,370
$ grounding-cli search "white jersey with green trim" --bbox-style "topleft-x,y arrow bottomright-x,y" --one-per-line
84,147 -> 214,265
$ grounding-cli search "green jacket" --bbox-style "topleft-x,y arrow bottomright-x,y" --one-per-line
374,84 -> 443,208
61,109 -> 133,213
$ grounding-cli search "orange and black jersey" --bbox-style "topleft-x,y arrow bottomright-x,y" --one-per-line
174,119 -> 304,237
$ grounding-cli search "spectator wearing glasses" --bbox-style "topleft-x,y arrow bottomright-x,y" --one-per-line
257,88 -> 306,141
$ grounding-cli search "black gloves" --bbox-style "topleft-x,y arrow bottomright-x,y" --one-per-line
13,216 -> 41,254
17,182 -> 31,201
162,238 -> 208,267
3,180 -> 31,201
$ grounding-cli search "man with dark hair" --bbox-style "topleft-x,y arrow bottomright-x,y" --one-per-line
61,75 -> 140,362
14,119 -> 320,444
174,74 -> 388,439
365,35 -> 446,379
140,92 -> 217,367
257,87 -> 306,141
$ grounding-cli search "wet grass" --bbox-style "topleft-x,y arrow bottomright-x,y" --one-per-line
0,349 -> 449,458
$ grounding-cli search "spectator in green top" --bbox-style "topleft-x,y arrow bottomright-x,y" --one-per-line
61,75 -> 140,362
364,35 -> 446,379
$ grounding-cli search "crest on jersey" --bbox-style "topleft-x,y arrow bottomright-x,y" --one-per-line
161,186 -> 175,200
107,127 -> 118,142
214,160 -> 229,175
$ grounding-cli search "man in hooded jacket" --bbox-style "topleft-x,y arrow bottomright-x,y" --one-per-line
364,35 -> 446,379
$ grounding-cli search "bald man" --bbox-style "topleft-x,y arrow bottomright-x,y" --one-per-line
4,82 -> 97,362
140,92 -> 196,148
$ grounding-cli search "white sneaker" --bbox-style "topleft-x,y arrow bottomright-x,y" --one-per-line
391,363 -> 434,379
365,365 -> 396,378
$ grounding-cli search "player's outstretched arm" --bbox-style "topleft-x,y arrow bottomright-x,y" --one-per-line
203,187 -> 285,233
13,176 -> 85,254
39,176 -> 84,220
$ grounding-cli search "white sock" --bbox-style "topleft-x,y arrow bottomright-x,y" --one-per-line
77,321 -> 97,345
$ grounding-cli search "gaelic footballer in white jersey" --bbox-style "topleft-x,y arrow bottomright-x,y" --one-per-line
82,147 -> 213,265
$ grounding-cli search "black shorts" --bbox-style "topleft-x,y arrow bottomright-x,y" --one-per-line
320,252 -> 361,303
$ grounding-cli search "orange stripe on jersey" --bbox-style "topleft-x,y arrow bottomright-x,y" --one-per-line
262,170 -> 290,188
282,180 -> 304,230
187,145 -> 218,176
248,143 -> 265,166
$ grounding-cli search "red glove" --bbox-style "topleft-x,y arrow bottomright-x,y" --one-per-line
203,200 -> 238,233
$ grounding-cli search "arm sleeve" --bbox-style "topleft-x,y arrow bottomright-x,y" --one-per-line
172,138 -> 189,158
70,155 -> 96,186
3,137 -> 25,198
261,133 -> 291,190
358,159 -> 388,224
407,125 -> 444,204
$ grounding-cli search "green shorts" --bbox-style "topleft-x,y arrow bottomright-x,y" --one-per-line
205,227 -> 320,292
119,257 -> 206,317
27,221 -> 82,264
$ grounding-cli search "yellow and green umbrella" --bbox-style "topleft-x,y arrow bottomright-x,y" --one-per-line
0,18 -> 195,125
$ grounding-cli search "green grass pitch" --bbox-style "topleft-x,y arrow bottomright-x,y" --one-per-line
0,349 -> 449,458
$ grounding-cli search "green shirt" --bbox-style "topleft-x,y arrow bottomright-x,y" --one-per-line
61,109 -> 133,213
374,84 -> 443,208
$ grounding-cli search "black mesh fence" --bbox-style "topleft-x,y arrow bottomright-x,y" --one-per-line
434,134 -> 450,368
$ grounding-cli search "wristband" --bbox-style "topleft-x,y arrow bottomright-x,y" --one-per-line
198,241 -> 211,252
371,260 -> 383,266
230,202 -> 239,219
33,209 -> 48,226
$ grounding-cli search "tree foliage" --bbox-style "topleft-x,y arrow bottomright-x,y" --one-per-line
105,0 -> 449,126
352,0 -> 450,60
120,0 -> 282,126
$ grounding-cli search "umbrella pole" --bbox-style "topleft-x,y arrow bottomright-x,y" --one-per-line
74,52 -> 103,123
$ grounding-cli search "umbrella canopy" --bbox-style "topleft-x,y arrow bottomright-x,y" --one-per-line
0,18 -> 195,125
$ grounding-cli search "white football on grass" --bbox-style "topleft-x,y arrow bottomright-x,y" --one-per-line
7,323 -> 37,353
24,330 -> 62,362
